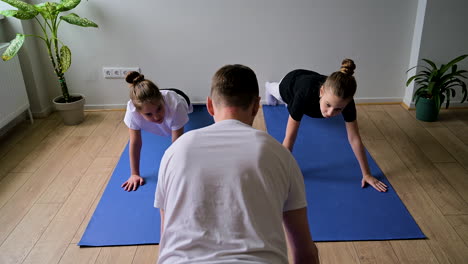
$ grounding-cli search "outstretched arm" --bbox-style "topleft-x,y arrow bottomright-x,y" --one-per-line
283,116 -> 301,152
121,129 -> 145,191
345,121 -> 387,192
283,207 -> 319,264
171,127 -> 184,143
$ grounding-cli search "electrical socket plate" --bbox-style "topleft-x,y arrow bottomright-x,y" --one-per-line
103,67 -> 141,79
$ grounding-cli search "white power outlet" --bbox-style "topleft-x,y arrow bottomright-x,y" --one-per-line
103,67 -> 113,78
121,67 -> 141,77
103,67 -> 141,79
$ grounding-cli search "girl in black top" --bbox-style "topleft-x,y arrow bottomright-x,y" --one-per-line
265,59 -> 387,192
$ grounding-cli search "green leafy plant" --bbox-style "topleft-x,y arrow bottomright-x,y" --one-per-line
406,54 -> 468,109
0,0 -> 98,103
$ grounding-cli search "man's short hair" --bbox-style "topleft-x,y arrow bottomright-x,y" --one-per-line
211,64 -> 259,109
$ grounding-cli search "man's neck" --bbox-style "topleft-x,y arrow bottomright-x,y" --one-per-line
213,106 -> 254,126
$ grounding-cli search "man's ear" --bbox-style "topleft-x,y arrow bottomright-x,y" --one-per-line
206,96 -> 215,116
319,86 -> 324,98
252,96 -> 260,117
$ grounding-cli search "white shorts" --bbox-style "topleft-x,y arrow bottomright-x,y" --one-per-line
265,79 -> 285,104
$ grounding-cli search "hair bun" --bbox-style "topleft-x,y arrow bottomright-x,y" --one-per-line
340,58 -> 356,76
125,71 -> 145,84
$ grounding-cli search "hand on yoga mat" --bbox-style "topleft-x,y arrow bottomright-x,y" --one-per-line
362,174 -> 388,192
121,175 -> 145,191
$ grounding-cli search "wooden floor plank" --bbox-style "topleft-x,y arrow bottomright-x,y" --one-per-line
71,169 -> 112,244
94,246 -> 137,264
58,244 -> 100,264
367,110 -> 468,215
453,109 -> 468,125
0,119 -> 61,180
79,112 -> 124,159
0,203 -> 61,264
0,172 -> 32,209
438,110 -> 468,145
359,104 -> 385,111
353,241 -> 399,264
389,240 -> 439,264
425,126 -> 468,170
317,242 -> 360,264
11,123 -> 76,173
38,112 -> 122,204
131,245 -> 159,264
0,119 -> 43,159
365,139 -> 468,263
0,136 -> 87,245
253,106 -> 267,132
69,112 -> 107,138
97,121 -> 129,158
408,110 -> 445,128
383,105 -> 455,163
356,105 -> 385,141
22,157 -> 117,264
446,215 -> 468,248
433,163 -> 468,205
36,148 -> 94,204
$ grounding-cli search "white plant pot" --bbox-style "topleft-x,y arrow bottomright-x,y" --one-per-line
53,94 -> 86,125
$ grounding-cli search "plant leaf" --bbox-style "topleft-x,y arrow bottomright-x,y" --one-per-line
57,0 -> 80,12
452,64 -> 457,74
461,82 -> 467,103
427,82 -> 435,96
451,88 -> 456,98
435,94 -> 441,110
0,9 -> 36,19
60,45 -> 71,73
1,0 -> 38,16
444,90 -> 450,108
440,54 -> 468,74
34,2 -> 59,20
422,58 -> 437,71
1,33 -> 25,61
60,13 -> 98,27
406,73 -> 429,86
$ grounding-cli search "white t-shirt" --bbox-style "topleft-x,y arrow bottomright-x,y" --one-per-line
155,119 -> 307,264
123,90 -> 193,136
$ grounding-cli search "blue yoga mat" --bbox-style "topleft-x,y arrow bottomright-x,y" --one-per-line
78,105 -> 214,246
263,105 -> 425,241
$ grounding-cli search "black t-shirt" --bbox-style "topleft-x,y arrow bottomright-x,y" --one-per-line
279,69 -> 357,122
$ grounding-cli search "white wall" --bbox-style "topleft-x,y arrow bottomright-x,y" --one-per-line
404,0 -> 468,107
0,1 -> 52,117
2,0 -> 421,112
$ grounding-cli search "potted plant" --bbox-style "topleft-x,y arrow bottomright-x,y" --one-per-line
406,54 -> 467,122
0,0 -> 98,125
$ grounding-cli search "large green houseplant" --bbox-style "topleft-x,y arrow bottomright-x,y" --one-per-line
0,0 -> 98,125
406,54 -> 468,122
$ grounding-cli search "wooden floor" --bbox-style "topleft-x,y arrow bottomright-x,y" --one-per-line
0,104 -> 467,264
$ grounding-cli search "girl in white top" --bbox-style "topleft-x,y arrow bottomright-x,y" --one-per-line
122,71 -> 193,191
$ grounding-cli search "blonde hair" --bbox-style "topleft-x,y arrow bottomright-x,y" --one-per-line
211,64 -> 259,109
125,71 -> 162,110
323,59 -> 357,99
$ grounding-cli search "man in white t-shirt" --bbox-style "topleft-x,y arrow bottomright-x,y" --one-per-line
155,64 -> 319,263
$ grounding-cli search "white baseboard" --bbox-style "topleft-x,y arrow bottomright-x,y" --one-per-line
404,101 -> 468,110
85,104 -> 127,110
75,98 -> 468,111
31,106 -> 53,118
353,97 -> 403,104
260,97 -> 404,106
